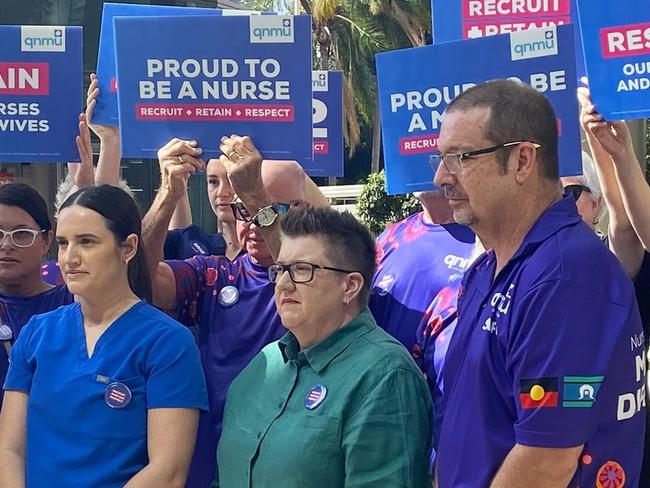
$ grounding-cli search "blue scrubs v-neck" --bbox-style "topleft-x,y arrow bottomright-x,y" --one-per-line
5,300 -> 208,487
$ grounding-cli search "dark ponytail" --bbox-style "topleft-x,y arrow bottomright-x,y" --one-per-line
59,185 -> 152,302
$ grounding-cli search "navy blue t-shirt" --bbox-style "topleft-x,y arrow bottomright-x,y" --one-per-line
164,224 -> 226,261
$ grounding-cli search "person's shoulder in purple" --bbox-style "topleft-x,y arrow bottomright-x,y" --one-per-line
40,259 -> 64,286
433,81 -> 644,487
370,191 -> 475,352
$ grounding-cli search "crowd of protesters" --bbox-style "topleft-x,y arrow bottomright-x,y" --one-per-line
0,71 -> 648,488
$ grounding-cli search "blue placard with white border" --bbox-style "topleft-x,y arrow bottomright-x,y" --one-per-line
94,3 -> 223,126
432,0 -> 585,79
114,15 -> 313,161
577,0 -> 650,120
376,24 -> 580,195
306,70 -> 344,177
0,26 -> 82,163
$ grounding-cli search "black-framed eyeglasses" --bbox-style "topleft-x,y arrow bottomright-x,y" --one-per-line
430,141 -> 542,175
563,184 -> 592,201
230,200 -> 307,223
0,228 -> 47,248
268,261 -> 356,284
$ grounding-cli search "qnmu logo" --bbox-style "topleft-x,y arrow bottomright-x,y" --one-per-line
21,26 -> 66,52
250,16 -> 294,43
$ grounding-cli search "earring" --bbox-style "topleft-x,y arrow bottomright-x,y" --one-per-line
593,217 -> 599,225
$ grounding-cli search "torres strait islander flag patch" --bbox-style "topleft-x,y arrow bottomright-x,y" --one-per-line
519,377 -> 559,409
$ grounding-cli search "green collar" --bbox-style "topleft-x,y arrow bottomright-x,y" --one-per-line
278,309 -> 376,374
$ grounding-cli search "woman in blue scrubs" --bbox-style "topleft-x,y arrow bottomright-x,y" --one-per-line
0,183 -> 74,409
0,185 -> 208,487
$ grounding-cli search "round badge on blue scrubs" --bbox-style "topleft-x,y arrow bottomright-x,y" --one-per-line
305,385 -> 327,410
0,324 -> 12,341
104,382 -> 132,409
218,285 -> 240,307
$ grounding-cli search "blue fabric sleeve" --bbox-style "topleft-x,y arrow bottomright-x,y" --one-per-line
3,317 -> 37,393
163,229 -> 182,260
145,325 -> 208,411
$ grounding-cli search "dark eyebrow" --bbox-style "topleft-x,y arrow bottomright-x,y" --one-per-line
56,234 -> 99,239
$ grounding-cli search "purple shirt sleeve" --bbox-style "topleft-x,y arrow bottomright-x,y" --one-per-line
507,279 -> 631,448
167,256 -> 212,318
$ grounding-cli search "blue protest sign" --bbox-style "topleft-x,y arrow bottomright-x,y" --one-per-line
0,26 -> 82,163
114,15 -> 313,161
94,2 -> 223,126
376,25 -> 580,194
432,0 -> 585,78
306,70 -> 344,177
577,0 -> 650,120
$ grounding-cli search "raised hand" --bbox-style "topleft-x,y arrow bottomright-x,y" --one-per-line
157,138 -> 205,200
85,73 -> 119,142
218,134 -> 264,199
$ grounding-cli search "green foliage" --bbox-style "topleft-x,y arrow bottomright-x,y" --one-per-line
356,170 -> 420,235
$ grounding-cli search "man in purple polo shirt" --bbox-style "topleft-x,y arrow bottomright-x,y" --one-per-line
370,190 -> 476,353
432,80 -> 645,487
142,138 -> 308,488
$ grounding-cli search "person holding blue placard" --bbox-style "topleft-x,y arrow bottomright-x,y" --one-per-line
579,85 -> 650,480
0,185 -> 208,487
432,79 -> 644,487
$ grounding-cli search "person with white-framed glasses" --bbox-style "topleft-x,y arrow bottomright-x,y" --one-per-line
0,183 -> 74,410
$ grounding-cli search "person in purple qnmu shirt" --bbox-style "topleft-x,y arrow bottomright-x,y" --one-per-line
370,190 -> 476,354
432,80 -> 644,488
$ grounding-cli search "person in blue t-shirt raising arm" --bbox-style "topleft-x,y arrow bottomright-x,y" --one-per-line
0,185 -> 208,488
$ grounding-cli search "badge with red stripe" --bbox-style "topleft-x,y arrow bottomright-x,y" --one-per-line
104,382 -> 132,409
305,385 -> 327,410
519,377 -> 558,409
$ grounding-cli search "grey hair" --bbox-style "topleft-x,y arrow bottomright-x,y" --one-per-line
55,174 -> 134,215
579,151 -> 608,223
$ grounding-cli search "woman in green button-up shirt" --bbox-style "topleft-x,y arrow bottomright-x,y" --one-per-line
217,207 -> 432,488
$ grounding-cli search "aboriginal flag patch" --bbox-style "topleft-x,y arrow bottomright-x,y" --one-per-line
519,377 -> 559,409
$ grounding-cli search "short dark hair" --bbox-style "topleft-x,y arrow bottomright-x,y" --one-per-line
280,207 -> 376,306
59,185 -> 152,302
446,79 -> 559,179
0,183 -> 52,231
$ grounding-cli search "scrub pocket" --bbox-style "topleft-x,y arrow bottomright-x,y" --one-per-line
83,375 -> 147,439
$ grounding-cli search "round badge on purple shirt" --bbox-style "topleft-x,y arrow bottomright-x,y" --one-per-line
218,285 -> 240,307
104,382 -> 132,409
304,385 -> 327,410
0,324 -> 12,341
